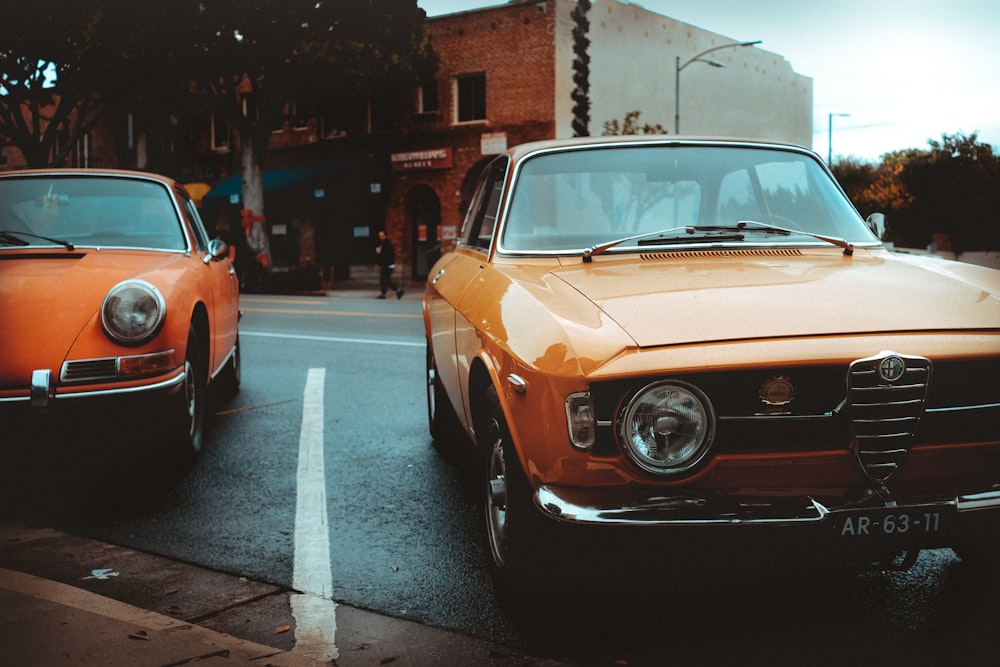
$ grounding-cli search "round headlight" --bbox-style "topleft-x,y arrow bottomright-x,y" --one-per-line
619,380 -> 715,475
101,280 -> 166,345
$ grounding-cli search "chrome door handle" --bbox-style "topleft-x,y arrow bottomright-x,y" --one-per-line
432,268 -> 445,285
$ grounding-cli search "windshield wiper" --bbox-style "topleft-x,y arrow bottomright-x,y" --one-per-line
582,219 -> 856,263
637,228 -> 745,245
0,229 -> 75,250
735,220 -> 854,256
584,226 -> 720,262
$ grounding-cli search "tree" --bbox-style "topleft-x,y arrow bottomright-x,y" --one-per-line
601,110 -> 666,136
158,0 -> 436,269
898,133 -> 1000,252
570,0 -> 591,137
834,133 -> 1000,252
0,4 -> 108,167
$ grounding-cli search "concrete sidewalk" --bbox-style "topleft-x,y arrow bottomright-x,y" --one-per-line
0,524 -> 569,667
1,565 -> 570,666
1,567 -> 324,666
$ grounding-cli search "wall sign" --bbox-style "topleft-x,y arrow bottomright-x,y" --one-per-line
481,132 -> 507,155
390,147 -> 453,171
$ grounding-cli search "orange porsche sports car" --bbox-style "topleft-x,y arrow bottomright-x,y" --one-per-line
0,169 -> 240,461
423,137 -> 1000,592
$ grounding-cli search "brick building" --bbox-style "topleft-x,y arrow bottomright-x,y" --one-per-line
385,0 -> 811,283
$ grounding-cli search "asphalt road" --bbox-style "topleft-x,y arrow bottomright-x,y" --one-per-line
3,291 -> 999,665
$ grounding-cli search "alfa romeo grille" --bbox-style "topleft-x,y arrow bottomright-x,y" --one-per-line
848,351 -> 931,484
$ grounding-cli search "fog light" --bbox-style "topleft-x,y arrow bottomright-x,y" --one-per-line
565,391 -> 595,450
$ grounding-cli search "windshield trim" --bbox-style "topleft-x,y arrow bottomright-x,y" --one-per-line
493,140 -> 876,259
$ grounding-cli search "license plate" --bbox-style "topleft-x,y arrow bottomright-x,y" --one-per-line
834,508 -> 945,539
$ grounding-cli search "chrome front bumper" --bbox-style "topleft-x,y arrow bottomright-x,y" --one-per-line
535,485 -> 1000,526
0,368 -> 187,409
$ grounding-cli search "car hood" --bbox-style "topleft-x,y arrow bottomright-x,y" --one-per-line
0,250 -> 187,384
551,250 -> 1000,348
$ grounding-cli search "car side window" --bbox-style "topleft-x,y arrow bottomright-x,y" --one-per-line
180,193 -> 210,252
460,157 -> 508,251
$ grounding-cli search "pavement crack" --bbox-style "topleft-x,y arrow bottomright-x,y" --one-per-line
159,648 -> 230,666
185,587 -> 292,624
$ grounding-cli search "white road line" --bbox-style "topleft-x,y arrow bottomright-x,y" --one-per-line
242,330 -> 423,347
290,367 -> 339,662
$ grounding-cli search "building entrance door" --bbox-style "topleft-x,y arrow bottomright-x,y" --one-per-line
408,185 -> 441,281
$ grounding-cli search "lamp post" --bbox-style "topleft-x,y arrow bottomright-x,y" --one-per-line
675,40 -> 761,134
827,112 -> 850,164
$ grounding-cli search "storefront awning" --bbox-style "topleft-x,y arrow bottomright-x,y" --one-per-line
182,182 -> 212,207
202,166 -> 344,205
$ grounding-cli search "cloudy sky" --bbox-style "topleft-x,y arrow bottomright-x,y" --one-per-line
417,0 -> 1000,163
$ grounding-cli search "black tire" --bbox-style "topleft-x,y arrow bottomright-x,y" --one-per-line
218,334 -> 241,397
426,342 -> 463,450
167,326 -> 205,462
479,385 -> 547,597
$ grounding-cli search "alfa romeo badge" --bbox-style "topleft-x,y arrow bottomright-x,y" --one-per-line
877,354 -> 906,383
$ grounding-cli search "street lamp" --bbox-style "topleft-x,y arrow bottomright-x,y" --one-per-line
828,112 -> 850,164
675,40 -> 761,134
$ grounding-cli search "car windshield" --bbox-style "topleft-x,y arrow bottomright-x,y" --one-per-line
0,176 -> 186,251
500,144 -> 875,254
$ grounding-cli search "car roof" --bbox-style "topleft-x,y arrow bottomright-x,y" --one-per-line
0,168 -> 178,187
504,135 -> 816,162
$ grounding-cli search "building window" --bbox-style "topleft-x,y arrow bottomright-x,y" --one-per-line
282,101 -> 309,131
320,109 -> 347,139
455,73 -> 486,123
417,80 -> 439,114
368,94 -> 393,134
211,114 -> 230,151
72,133 -> 91,168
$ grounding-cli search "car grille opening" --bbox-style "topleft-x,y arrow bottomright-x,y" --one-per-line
61,358 -> 118,383
848,353 -> 931,484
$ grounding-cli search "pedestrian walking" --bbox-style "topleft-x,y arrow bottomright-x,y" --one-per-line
374,230 -> 403,299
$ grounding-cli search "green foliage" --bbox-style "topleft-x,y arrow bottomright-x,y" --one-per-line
832,133 -> 1000,252
571,0 -> 591,137
602,110 -> 666,136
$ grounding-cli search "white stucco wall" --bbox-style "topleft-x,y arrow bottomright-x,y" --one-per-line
553,0 -> 813,148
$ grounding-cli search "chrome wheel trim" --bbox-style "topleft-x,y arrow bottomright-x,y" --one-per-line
182,358 -> 201,453
230,337 -> 241,388
485,419 -> 509,568
426,363 -> 437,424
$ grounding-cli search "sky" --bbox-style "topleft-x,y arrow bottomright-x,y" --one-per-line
417,0 -> 1000,163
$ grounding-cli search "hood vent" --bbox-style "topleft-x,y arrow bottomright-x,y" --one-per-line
640,248 -> 803,261
848,351 -> 931,484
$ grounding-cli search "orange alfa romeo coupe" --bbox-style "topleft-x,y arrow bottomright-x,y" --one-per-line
423,137 -> 1000,593
0,169 -> 240,462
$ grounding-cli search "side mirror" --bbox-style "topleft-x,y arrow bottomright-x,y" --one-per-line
204,237 -> 230,264
865,212 -> 887,240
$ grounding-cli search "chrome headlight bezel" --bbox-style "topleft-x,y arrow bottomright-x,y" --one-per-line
101,279 -> 166,345
619,380 -> 716,476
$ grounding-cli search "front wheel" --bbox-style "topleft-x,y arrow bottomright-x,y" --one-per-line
218,334 -> 241,397
427,342 -> 464,453
480,385 -> 546,596
166,326 -> 205,463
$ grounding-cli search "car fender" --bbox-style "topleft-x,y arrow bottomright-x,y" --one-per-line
452,258 -> 634,485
